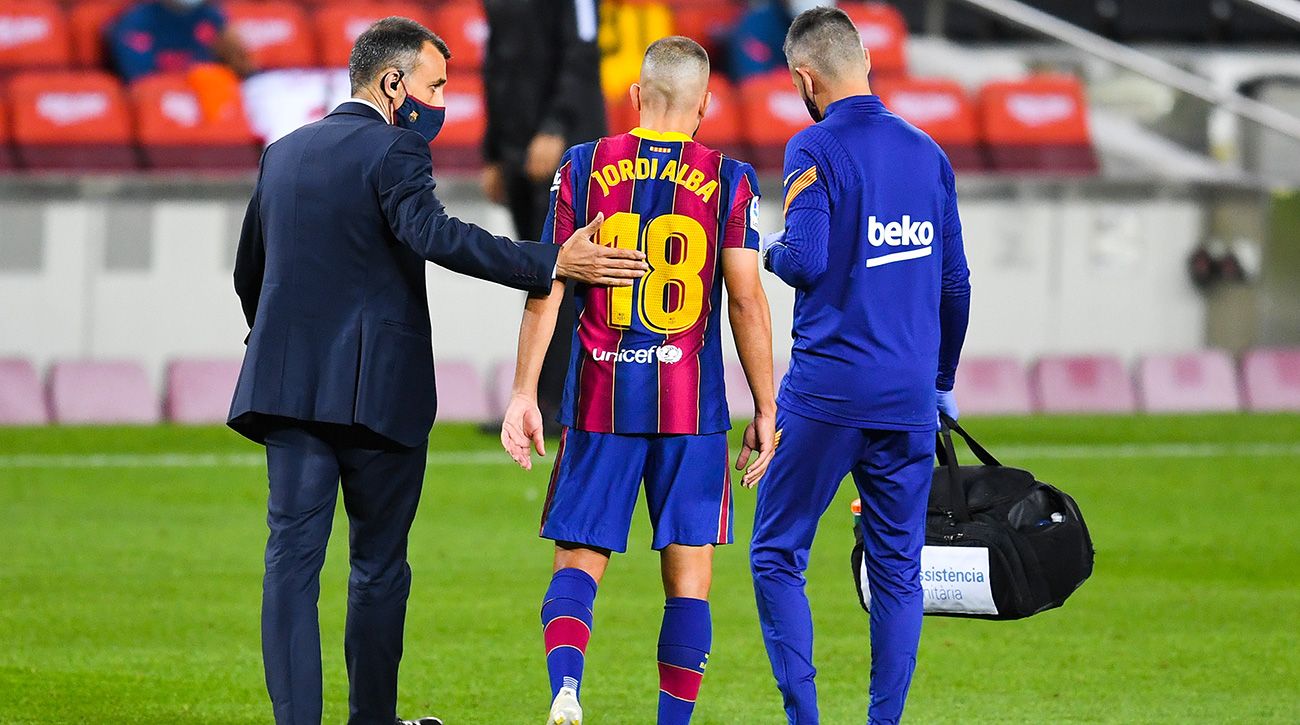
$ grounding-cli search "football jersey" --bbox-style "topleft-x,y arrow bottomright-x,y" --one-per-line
542,127 -> 761,435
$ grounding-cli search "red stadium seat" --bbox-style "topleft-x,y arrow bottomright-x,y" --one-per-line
0,95 -> 12,170
69,0 -> 128,68
672,3 -> 741,63
978,74 -> 1098,173
47,360 -> 159,424
738,71 -> 812,170
225,1 -> 316,70
877,76 -> 985,171
1137,350 -> 1242,413
165,359 -> 243,424
1241,347 -> 1300,412
1032,354 -> 1136,414
314,3 -> 432,68
429,75 -> 485,169
7,70 -> 136,170
131,73 -> 260,170
953,356 -> 1032,415
0,358 -> 48,425
434,360 -> 490,422
430,2 -> 487,70
840,2 -> 908,80
0,0 -> 72,70
695,77 -> 745,159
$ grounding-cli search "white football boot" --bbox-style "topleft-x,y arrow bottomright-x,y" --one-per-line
547,685 -> 583,724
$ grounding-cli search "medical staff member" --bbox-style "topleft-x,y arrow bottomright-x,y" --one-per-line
749,7 -> 972,724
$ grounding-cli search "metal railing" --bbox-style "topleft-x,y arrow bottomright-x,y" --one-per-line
1234,0 -> 1300,28
948,0 -> 1300,143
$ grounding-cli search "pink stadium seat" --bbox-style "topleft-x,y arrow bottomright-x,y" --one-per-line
434,360 -> 490,422
724,361 -> 755,419
774,358 -> 789,388
48,360 -> 159,424
165,359 -> 242,424
1241,347 -> 1300,412
489,359 -> 515,417
953,356 -> 1032,415
0,358 -> 49,425
725,359 -> 787,420
1137,350 -> 1241,413
1032,354 -> 1136,414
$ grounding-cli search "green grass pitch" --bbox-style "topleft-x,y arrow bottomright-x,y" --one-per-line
1,414 -> 1298,723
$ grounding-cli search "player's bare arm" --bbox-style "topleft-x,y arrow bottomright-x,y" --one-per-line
722,247 -> 778,487
501,280 -> 566,471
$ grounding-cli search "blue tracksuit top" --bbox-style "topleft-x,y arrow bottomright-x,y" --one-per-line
766,94 -> 971,431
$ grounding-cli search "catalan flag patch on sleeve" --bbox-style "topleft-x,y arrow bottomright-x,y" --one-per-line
783,166 -> 818,215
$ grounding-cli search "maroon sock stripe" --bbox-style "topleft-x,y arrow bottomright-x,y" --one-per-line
658,661 -> 704,702
543,615 -> 592,655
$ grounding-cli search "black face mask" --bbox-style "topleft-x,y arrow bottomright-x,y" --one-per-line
797,76 -> 823,122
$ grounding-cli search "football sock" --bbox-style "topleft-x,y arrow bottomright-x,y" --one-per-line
657,597 -> 711,725
541,567 -> 598,700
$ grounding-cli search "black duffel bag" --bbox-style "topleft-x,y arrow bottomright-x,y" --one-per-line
852,414 -> 1094,620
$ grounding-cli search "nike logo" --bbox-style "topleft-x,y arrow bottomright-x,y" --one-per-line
783,168 -> 804,187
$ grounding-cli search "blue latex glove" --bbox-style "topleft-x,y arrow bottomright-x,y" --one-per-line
937,389 -> 959,427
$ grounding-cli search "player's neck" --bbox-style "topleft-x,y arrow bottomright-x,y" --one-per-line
818,79 -> 874,109
635,111 -> 698,139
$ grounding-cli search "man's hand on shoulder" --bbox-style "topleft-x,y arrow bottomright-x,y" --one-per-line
555,213 -> 649,287
501,393 -> 546,471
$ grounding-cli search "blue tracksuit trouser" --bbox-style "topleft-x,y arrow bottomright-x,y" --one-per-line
750,409 -> 934,725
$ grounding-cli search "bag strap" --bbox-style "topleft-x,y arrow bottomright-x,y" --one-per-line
940,412 -> 1001,467
935,421 -> 971,523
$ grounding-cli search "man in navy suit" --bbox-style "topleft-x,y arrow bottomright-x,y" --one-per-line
228,17 -> 647,725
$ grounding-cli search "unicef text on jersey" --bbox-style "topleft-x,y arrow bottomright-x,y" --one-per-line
590,344 -> 685,365
865,215 -> 935,268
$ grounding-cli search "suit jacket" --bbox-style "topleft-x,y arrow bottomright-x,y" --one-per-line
228,102 -> 559,447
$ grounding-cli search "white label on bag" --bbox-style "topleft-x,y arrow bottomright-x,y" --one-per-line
861,546 -> 998,615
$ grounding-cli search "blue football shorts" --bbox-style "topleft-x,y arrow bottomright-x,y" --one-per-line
538,427 -> 734,553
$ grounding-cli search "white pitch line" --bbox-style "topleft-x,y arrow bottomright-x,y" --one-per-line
0,450 -> 510,469
994,442 -> 1300,460
0,442 -> 1297,469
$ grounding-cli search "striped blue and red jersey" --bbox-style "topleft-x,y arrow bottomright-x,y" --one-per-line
541,127 -> 761,435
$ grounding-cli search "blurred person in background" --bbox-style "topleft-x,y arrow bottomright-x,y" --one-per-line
727,0 -> 834,82
481,0 -> 606,430
108,0 -> 253,82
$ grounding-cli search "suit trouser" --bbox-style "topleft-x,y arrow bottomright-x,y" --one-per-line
261,423 -> 427,725
750,410 -> 933,725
